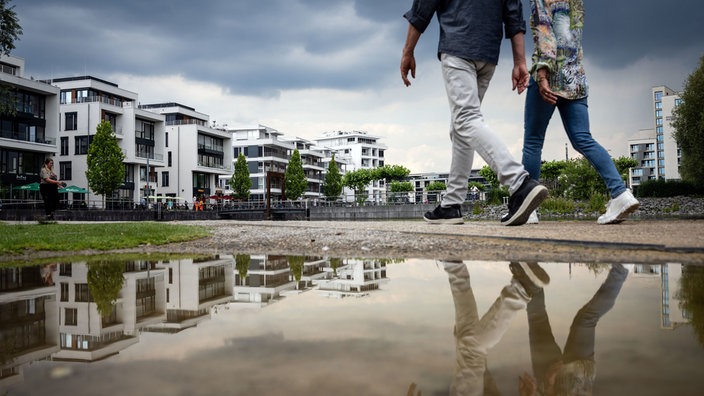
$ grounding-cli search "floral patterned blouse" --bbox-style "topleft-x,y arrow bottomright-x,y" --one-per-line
529,0 -> 587,100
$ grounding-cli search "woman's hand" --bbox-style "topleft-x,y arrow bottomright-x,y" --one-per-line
536,72 -> 557,105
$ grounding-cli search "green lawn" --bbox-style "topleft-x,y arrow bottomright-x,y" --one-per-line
0,222 -> 211,255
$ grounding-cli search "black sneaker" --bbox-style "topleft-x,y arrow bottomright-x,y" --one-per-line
509,262 -> 550,296
501,177 -> 548,226
423,204 -> 463,225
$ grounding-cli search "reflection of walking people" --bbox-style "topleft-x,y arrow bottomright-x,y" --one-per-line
520,264 -> 628,396
522,0 -> 639,224
39,158 -> 64,220
441,261 -> 550,395
401,0 -> 548,226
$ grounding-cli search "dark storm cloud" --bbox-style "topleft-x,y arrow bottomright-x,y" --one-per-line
9,0 -> 704,98
12,0 -> 405,97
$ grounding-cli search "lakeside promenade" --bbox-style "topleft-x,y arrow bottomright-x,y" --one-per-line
8,218 -> 699,266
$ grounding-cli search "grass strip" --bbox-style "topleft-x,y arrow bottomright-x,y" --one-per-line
0,222 -> 211,255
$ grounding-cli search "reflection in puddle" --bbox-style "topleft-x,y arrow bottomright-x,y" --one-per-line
1,257 -> 703,395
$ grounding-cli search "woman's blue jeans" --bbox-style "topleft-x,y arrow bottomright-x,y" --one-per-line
522,78 -> 626,198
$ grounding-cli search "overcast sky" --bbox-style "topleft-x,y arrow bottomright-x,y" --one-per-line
11,0 -> 704,173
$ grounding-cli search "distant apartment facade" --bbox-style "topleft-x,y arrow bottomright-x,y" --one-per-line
313,130 -> 387,202
0,55 -> 60,191
138,103 -> 233,201
224,125 -> 294,202
628,85 -> 682,189
52,75 -> 166,207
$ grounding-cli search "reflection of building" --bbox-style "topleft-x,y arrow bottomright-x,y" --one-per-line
317,259 -> 389,298
233,255 -> 326,304
145,257 -> 234,333
52,261 -> 165,362
0,265 -> 59,387
660,263 -> 689,330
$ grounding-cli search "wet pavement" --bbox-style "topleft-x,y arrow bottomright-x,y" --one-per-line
2,257 -> 703,396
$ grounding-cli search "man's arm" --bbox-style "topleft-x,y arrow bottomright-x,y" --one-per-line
510,32 -> 530,94
401,24 -> 422,87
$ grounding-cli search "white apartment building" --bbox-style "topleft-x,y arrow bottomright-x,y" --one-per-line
628,85 -> 682,188
0,55 -> 60,194
224,125 -> 294,202
313,130 -> 387,202
52,76 -> 166,208
138,103 -> 233,202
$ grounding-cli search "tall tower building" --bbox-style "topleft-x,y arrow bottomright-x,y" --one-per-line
628,85 -> 682,189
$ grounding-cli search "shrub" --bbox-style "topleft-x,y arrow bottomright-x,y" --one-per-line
540,196 -> 576,214
636,179 -> 702,197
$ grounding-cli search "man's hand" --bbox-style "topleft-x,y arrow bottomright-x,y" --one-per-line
401,51 -> 416,87
512,62 -> 530,94
401,24 -> 422,87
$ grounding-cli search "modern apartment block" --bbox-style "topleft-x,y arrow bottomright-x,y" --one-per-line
628,85 -> 682,189
313,130 -> 387,202
0,55 -> 60,192
52,76 -> 166,207
138,103 -> 233,201
224,125 -> 294,202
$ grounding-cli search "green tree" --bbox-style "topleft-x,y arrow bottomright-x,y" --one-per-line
613,156 -> 638,184
426,181 -> 446,191
329,257 -> 342,277
322,154 -> 343,201
285,149 -> 307,200
540,160 -> 567,193
343,168 -> 375,204
235,254 -> 250,285
86,121 -> 125,205
0,0 -> 22,115
374,164 -> 411,182
479,165 -> 508,204
672,55 -> 704,189
676,265 -> 704,346
560,157 -> 604,201
288,255 -> 305,288
390,181 -> 414,192
230,153 -> 251,200
87,261 -> 124,318
468,181 -> 485,191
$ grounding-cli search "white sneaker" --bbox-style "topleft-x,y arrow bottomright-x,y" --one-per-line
526,210 -> 539,224
597,190 -> 640,225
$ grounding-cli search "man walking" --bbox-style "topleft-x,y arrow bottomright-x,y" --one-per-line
401,0 -> 548,226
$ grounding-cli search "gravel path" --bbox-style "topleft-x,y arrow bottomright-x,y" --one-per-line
4,219 -> 703,265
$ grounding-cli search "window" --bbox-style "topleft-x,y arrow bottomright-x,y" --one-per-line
75,136 -> 90,155
168,151 -> 172,167
161,171 -> 169,187
75,284 -> 91,302
65,112 -> 77,131
65,308 -> 78,326
654,91 -> 663,101
60,136 -> 69,156
60,283 -> 69,302
165,132 -> 169,148
59,161 -> 72,180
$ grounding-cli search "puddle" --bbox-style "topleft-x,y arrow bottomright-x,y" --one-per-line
1,256 -> 703,395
